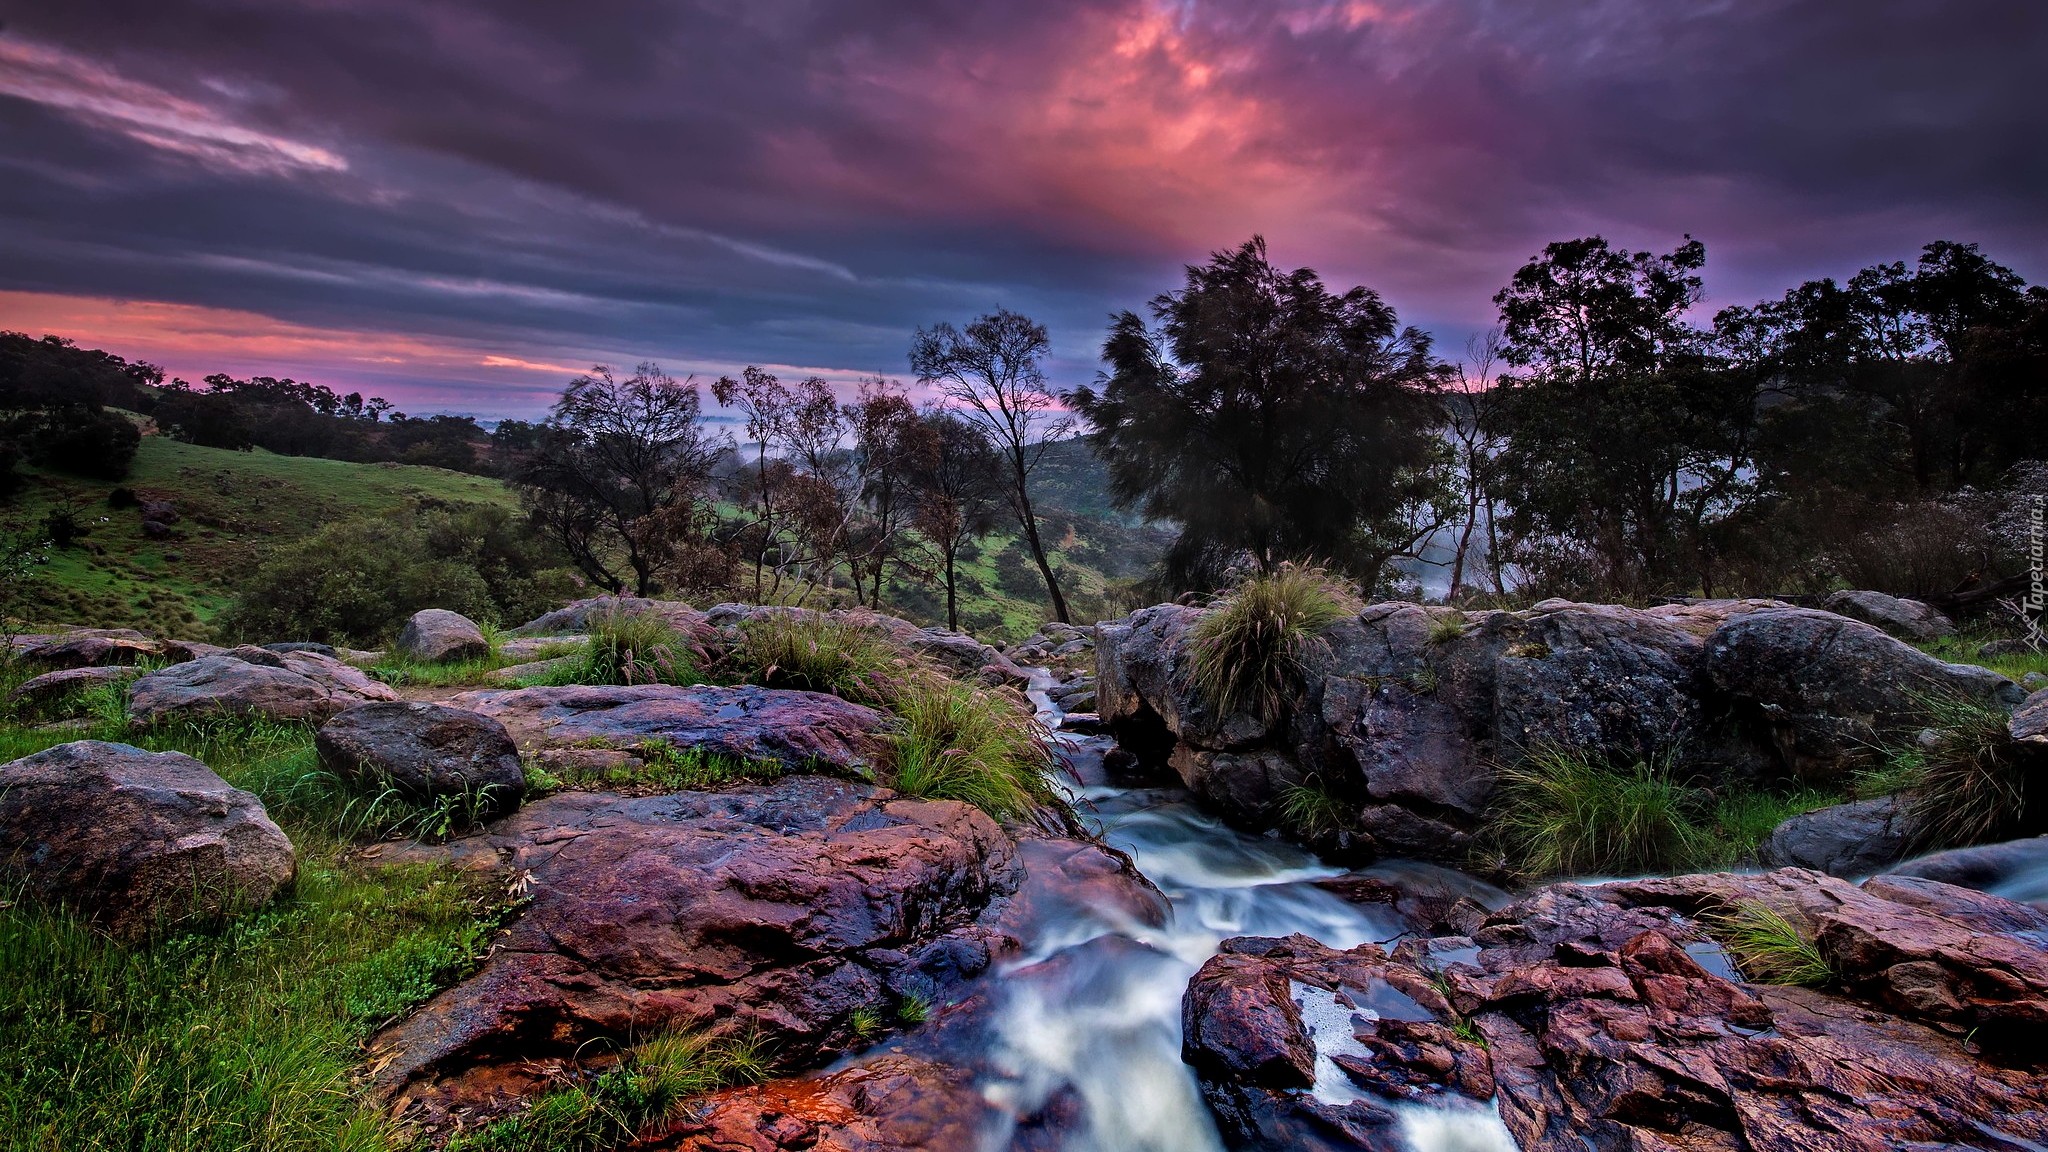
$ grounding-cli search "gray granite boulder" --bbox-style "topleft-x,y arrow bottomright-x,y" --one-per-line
0,741 -> 295,938
1757,797 -> 1920,877
393,609 -> 488,664
1823,589 -> 1957,642
128,646 -> 398,724
316,701 -> 526,812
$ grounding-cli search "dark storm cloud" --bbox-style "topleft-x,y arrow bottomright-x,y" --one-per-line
1,0 -> 2043,414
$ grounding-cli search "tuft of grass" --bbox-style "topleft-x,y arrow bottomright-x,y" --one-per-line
1425,612 -> 1467,646
847,1006 -> 885,1039
1700,787 -> 1842,864
1494,747 -> 1703,877
571,608 -> 704,687
895,992 -> 931,1026
1277,777 -> 1353,840
0,855 -> 514,1151
539,741 -> 786,796
1890,689 -> 2031,851
1187,564 -> 1349,722
886,677 -> 1052,821
445,1027 -> 768,1152
724,612 -> 905,701
1708,900 -> 1834,987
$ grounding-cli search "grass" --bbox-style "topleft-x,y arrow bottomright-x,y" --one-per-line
724,611 -> 906,700
528,741 -> 787,796
444,1027 -> 768,1152
1883,688 -> 2032,851
1186,564 -> 1349,721
1426,611 -> 1467,645
1913,631 -> 2048,686
1492,745 -> 1844,877
1494,748 -> 1705,877
534,608 -> 704,688
1708,900 -> 1834,987
1277,777 -> 1353,840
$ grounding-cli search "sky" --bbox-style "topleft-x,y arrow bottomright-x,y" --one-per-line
2,0 -> 2044,420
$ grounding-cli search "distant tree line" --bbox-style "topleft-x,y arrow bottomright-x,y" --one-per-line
1078,234 -> 2047,614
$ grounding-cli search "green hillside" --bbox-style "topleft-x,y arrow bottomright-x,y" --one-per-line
6,431 -> 1163,643
5,432 -> 517,637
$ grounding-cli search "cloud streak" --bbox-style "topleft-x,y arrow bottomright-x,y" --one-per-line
1,0 -> 2043,416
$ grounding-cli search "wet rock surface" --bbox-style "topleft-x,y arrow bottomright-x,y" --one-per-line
0,740 -> 296,938
367,776 -> 1160,1127
315,701 -> 526,809
1755,796 -> 1920,876
1183,866 -> 2048,1152
648,1055 -> 997,1152
444,683 -> 894,775
126,645 -> 398,724
1096,598 -> 2026,862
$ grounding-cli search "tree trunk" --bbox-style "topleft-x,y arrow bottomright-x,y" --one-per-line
944,548 -> 961,632
1011,460 -> 1070,623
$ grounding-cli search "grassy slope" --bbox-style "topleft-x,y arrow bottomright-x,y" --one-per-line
9,432 -> 1165,643
6,434 -> 521,636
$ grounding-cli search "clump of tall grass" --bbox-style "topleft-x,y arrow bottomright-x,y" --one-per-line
1187,564 -> 1350,721
886,678 -> 1052,821
724,612 -> 906,702
1278,777 -> 1354,840
1887,688 -> 2032,851
1708,900 -> 1834,987
446,1027 -> 768,1152
1494,747 -> 1703,877
564,608 -> 704,687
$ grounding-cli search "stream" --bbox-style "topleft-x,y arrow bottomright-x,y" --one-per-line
910,680 -> 1524,1152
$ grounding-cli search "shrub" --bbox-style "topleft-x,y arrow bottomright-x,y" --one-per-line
217,504 -> 577,645
1709,900 -> 1833,987
578,608 -> 702,686
886,677 -> 1051,821
1893,689 -> 2032,850
26,404 -> 140,480
1187,564 -> 1349,721
1495,747 -> 1702,877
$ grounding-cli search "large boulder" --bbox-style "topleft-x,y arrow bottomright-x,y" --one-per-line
127,646 -> 399,724
0,741 -> 296,938
2013,687 -> 2048,745
1703,605 -> 2023,781
508,596 -> 699,636
1823,589 -> 1958,641
1185,867 -> 2048,1152
315,702 -> 526,811
369,779 -> 1023,1119
1757,796 -> 1921,877
1097,597 -> 2025,862
8,665 -> 140,706
394,609 -> 488,664
445,683 -> 893,776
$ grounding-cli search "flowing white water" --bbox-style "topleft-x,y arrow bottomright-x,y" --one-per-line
965,719 -> 1517,1152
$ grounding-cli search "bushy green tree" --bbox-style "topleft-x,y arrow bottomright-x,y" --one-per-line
217,504 -> 578,644
1073,236 -> 1450,591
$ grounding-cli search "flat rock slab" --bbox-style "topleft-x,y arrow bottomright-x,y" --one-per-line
17,632 -> 163,669
0,740 -> 296,938
369,779 -> 1020,1119
128,646 -> 398,724
446,683 -> 894,773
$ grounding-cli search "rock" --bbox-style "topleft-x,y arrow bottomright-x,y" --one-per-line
495,636 -> 582,662
1186,868 -> 2048,1152
315,702 -> 525,811
17,630 -> 162,669
394,609 -> 489,664
1980,638 -> 2044,659
138,498 -> 178,524
1703,605 -> 2024,781
2013,688 -> 2048,744
8,664 -> 140,705
508,595 -> 698,636
482,656 -> 577,685
1182,934 -> 1492,1152
444,683 -> 893,776
162,639 -> 227,662
1757,796 -> 1920,877
700,603 -> 1022,681
369,779 -> 1022,1120
262,641 -> 336,656
128,646 -> 398,724
140,520 -> 174,540
1888,835 -> 2048,906
0,741 -> 295,938
1823,589 -> 1958,641
2023,671 -> 2047,692
649,1055 -> 996,1152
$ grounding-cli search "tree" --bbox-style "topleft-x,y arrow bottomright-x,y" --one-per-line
712,366 -> 798,600
910,308 -> 1074,623
842,380 -> 937,607
1484,236 -> 1761,598
1072,236 -> 1451,592
517,364 -> 721,596
1444,331 -> 1509,599
910,408 -> 1005,631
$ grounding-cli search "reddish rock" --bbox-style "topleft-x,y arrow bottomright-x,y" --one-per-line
446,683 -> 893,775
18,630 -> 162,669
8,664 -> 139,705
647,1056 -> 997,1152
127,646 -> 397,724
369,778 -> 1022,1122
394,608 -> 489,664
